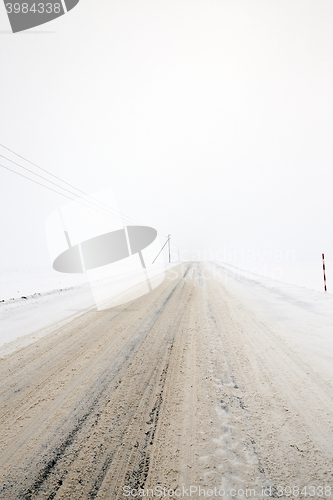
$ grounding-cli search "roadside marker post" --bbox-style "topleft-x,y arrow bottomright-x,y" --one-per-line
322,253 -> 327,292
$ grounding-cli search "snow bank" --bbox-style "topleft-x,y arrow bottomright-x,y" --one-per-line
0,266 -> 87,302
0,263 -> 179,356
211,261 -> 333,386
0,283 -> 95,357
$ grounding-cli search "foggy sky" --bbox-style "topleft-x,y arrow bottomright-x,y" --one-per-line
1,0 -> 332,271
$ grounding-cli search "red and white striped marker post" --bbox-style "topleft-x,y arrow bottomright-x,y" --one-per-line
322,253 -> 327,292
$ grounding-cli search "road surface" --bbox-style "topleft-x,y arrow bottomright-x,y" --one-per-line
0,263 -> 332,499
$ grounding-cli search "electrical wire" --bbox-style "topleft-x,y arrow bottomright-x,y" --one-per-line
0,144 -> 168,237
0,142 -> 142,226
0,163 -> 106,209
0,143 -> 168,234
0,153 -> 127,223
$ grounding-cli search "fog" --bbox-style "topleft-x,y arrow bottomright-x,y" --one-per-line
1,1 -> 332,289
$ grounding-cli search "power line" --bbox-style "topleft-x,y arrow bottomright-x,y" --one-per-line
0,150 -> 139,226
0,142 -> 141,226
0,142 -> 168,234
0,153 -> 126,222
0,144 -> 168,237
0,163 -> 105,209
2,162 -> 171,241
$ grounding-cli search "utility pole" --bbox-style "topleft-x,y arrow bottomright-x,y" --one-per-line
168,234 -> 171,263
152,234 -> 171,264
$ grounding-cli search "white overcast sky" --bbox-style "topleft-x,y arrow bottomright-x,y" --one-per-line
0,0 -> 333,270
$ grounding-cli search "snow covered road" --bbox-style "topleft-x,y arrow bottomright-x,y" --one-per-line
0,262 -> 332,499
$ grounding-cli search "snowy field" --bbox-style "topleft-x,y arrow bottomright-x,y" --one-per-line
0,266 -> 88,302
